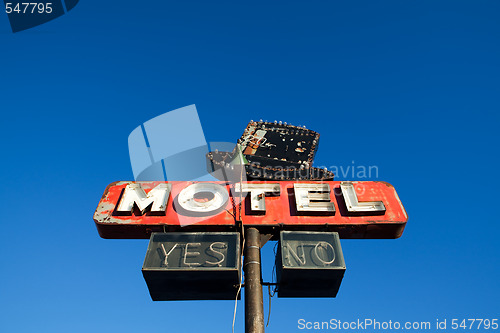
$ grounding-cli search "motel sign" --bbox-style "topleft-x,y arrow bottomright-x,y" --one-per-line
94,116 -> 409,333
94,180 -> 407,239
94,179 -> 408,332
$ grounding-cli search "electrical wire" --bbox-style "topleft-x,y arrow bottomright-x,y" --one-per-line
232,157 -> 245,333
232,232 -> 244,333
266,285 -> 272,327
266,242 -> 279,327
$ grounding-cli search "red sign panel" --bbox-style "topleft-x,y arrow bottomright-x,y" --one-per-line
94,181 -> 407,239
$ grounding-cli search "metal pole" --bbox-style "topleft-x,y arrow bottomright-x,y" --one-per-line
244,227 -> 265,333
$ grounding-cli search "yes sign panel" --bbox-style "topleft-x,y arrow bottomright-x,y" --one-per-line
94,181 -> 407,239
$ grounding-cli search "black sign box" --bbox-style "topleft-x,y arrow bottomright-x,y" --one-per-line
276,231 -> 346,298
142,232 -> 241,301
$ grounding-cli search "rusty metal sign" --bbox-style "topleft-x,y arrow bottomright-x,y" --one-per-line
94,181 -> 407,239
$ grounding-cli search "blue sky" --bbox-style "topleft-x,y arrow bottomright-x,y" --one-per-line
0,1 -> 498,332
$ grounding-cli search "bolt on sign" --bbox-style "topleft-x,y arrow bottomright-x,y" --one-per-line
142,232 -> 240,301
93,181 -> 408,239
276,231 -> 345,298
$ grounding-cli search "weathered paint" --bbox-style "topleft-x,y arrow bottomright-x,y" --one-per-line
93,181 -> 408,239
